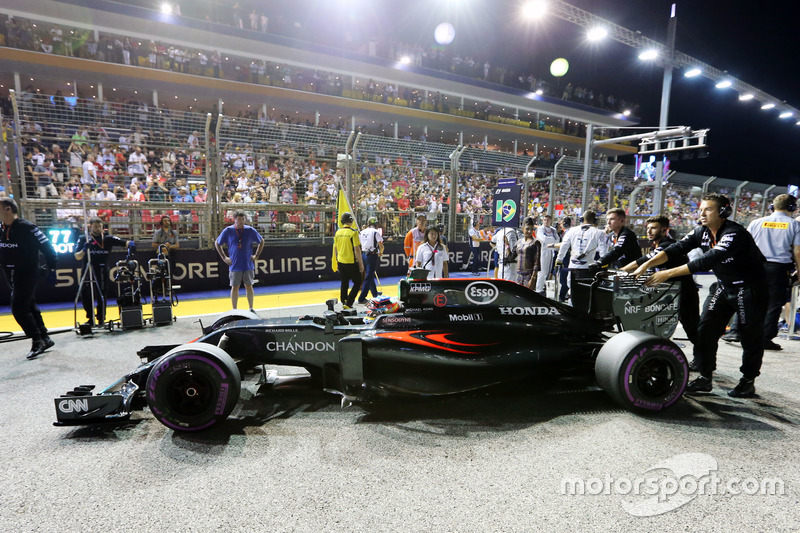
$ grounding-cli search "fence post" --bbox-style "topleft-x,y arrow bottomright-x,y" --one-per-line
731,181 -> 749,222
7,90 -> 25,218
609,162 -> 623,211
210,114 -> 222,240
761,185 -> 776,217
549,155 -> 567,218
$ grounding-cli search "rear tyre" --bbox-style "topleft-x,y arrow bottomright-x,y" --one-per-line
146,344 -> 241,431
595,331 -> 688,412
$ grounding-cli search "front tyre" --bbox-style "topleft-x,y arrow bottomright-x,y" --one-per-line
146,344 -> 241,431
595,331 -> 688,412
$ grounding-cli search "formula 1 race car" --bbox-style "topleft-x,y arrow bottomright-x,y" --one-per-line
54,272 -> 688,432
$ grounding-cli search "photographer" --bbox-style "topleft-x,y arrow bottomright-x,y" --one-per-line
74,217 -> 133,326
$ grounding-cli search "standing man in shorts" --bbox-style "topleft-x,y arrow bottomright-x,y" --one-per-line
215,211 -> 264,311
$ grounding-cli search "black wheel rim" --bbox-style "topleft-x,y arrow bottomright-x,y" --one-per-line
164,370 -> 216,417
634,356 -> 676,398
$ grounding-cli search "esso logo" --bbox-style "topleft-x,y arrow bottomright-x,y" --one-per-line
465,281 -> 499,305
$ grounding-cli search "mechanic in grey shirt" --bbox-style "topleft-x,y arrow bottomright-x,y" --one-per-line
745,194 -> 800,350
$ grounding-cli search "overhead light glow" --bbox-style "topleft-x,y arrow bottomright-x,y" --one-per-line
684,68 -> 702,78
587,27 -> 608,41
550,58 -> 569,77
715,80 -> 732,89
434,22 -> 456,45
161,2 -> 172,15
738,93 -> 754,101
623,109 -> 631,116
779,111 -> 793,119
399,56 -> 411,65
761,103 -> 775,110
522,0 -> 547,19
638,49 -> 659,61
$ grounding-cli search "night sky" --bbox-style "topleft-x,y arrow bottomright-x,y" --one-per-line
330,0 -> 800,186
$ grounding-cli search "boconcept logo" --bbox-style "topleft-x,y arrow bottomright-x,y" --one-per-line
465,281 -> 499,305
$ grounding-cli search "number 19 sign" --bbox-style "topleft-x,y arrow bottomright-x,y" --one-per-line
492,180 -> 521,228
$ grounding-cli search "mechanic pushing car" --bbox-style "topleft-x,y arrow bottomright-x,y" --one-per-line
74,217 -> 134,326
622,215 -> 700,348
589,208 -> 642,272
0,197 -> 58,360
634,193 -> 767,398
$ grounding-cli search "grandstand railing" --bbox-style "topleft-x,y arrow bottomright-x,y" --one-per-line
4,92 -> 787,248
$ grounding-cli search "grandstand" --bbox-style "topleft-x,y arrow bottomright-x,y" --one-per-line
0,0 -> 788,255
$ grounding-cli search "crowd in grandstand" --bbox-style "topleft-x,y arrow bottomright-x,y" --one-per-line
3,82 -> 768,245
1,12 -> 634,138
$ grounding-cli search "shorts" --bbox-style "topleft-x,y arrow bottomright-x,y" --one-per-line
229,269 -> 255,287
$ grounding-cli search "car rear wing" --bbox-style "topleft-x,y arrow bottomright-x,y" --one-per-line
571,271 -> 681,338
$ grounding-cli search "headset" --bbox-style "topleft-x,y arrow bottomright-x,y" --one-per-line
718,198 -> 733,219
768,194 -> 797,213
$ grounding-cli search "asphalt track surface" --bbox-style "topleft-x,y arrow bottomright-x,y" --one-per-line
1,273 -> 799,532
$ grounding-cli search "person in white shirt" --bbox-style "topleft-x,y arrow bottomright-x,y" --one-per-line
535,214 -> 560,294
555,210 -> 604,303
415,226 -> 449,279
357,216 -> 385,303
95,183 -> 117,201
81,154 -> 98,186
128,147 -> 147,178
492,226 -> 518,281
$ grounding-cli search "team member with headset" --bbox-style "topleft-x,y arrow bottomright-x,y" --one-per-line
634,193 -> 767,397
622,215 -> 700,347
743,194 -> 800,350
0,198 -> 58,360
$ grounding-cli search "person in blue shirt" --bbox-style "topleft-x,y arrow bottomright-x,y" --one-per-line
174,186 -> 194,234
215,211 -> 264,311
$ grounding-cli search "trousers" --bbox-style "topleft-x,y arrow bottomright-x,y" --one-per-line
359,252 -> 380,301
338,263 -> 362,307
10,272 -> 47,341
695,282 -> 766,379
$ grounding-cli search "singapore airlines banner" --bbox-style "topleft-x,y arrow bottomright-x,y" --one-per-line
1,242 -> 490,304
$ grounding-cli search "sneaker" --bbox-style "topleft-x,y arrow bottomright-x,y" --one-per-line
25,341 -> 47,360
342,305 -> 353,310
728,378 -> 756,398
688,358 -> 701,372
685,376 -> 712,394
764,340 -> 782,351
778,320 -> 788,332
721,332 -> 740,343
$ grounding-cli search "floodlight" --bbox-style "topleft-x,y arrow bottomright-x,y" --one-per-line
779,111 -> 793,119
761,103 -> 775,110
400,56 -> 411,65
161,2 -> 172,15
683,68 -> 702,78
522,0 -> 547,19
638,49 -> 658,61
622,109 -> 631,116
587,27 -> 608,41
738,93 -> 754,101
715,80 -> 732,89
